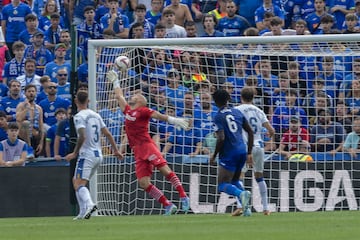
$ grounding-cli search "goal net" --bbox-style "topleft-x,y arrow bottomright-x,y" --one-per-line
88,35 -> 360,215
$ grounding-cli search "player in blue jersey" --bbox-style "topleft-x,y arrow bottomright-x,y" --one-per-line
1,0 -> 32,57
210,89 -> 254,217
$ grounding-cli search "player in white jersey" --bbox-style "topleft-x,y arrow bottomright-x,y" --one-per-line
234,87 -> 275,216
65,91 -> 122,220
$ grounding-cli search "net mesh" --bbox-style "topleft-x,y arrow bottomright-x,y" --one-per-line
91,36 -> 360,215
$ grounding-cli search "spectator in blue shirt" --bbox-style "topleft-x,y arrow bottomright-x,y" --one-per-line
310,108 -> 345,152
0,79 -> 23,123
162,112 -> 203,156
77,6 -> 103,58
146,0 -> 163,25
129,4 -> 154,39
24,31 -> 54,77
217,1 -> 250,36
19,13 -> 43,46
100,0 -> 130,39
43,43 -> 71,82
2,41 -> 25,86
1,0 -> 32,57
38,81 -> 71,130
44,13 -> 63,52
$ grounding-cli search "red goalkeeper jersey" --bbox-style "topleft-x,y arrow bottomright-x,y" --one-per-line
124,104 -> 154,148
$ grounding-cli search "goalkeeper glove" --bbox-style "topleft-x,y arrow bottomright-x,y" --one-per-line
106,70 -> 120,89
168,116 -> 189,129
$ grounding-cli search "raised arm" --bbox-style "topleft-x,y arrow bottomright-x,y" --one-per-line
107,70 -> 127,112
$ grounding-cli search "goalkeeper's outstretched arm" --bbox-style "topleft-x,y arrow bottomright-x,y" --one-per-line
151,111 -> 189,130
107,70 -> 127,112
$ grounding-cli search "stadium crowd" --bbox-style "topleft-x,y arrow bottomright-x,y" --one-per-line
1,0 -> 360,165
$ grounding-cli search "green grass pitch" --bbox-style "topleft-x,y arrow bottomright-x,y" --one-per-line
1,211 -> 359,240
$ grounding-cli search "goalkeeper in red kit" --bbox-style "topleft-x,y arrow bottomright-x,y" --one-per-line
107,70 -> 190,215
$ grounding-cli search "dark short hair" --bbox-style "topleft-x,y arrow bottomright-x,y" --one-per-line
135,3 -> 146,11
76,90 -> 88,104
155,23 -> 166,30
0,110 -> 6,118
25,84 -> 37,92
55,108 -> 67,115
212,89 -> 229,106
84,5 -> 95,13
8,122 -> 19,130
50,12 -> 60,19
25,13 -> 37,22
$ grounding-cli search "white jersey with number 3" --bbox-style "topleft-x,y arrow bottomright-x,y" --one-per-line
235,104 -> 269,147
74,109 -> 106,157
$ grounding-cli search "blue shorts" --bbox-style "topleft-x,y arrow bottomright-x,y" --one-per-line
219,150 -> 247,172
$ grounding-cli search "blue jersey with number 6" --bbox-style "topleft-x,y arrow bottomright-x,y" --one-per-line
213,107 -> 248,158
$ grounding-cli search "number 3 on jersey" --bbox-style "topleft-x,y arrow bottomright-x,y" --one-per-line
92,124 -> 99,143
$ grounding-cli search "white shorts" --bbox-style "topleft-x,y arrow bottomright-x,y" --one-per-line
242,146 -> 264,173
74,150 -> 103,181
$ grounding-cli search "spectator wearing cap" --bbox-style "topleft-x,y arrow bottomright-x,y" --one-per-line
279,116 -> 310,160
100,0 -> 129,39
2,41 -> 26,85
38,0 -> 64,32
0,122 -> 28,167
163,68 -> 189,111
24,31 -> 54,76
45,107 -> 67,157
310,108 -> 345,152
44,13 -> 63,52
1,0 -> 32,57
44,43 -> 71,83
19,14 -> 43,46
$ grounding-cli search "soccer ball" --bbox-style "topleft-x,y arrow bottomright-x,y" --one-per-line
114,55 -> 130,72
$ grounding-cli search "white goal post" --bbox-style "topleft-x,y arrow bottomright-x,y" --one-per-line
88,35 -> 360,215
